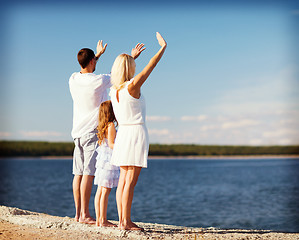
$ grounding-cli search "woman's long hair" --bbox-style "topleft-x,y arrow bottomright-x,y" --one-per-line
97,100 -> 117,145
111,54 -> 136,90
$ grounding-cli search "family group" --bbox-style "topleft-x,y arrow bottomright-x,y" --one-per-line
69,32 -> 167,230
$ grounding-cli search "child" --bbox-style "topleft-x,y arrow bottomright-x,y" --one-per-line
94,100 -> 120,227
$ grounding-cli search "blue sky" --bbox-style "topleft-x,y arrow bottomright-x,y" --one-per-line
0,0 -> 298,145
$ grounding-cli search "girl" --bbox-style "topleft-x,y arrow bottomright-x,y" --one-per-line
110,32 -> 167,230
94,100 -> 120,227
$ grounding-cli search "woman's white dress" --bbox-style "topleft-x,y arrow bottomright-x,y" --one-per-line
94,138 -> 120,188
110,79 -> 149,168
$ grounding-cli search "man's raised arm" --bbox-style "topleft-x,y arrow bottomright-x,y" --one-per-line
95,40 -> 107,61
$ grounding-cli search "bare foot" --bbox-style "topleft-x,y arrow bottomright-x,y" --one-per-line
118,222 -> 124,230
121,221 -> 144,231
79,217 -> 96,224
99,220 -> 117,228
74,216 -> 79,222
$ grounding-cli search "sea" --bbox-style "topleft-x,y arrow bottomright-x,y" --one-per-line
0,157 -> 298,232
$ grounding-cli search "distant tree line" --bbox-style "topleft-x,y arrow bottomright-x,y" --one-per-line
0,141 -> 74,157
149,144 -> 299,156
0,141 -> 298,157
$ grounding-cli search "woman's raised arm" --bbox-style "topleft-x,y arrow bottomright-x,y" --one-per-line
128,32 -> 167,98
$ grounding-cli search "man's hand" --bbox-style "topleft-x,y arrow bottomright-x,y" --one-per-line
131,43 -> 146,60
95,40 -> 107,60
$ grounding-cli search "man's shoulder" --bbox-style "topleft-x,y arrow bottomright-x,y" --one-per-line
94,73 -> 111,79
69,72 -> 97,82
69,72 -> 80,82
69,72 -> 111,87
70,71 -> 78,77
82,73 -> 110,81
93,74 -> 111,85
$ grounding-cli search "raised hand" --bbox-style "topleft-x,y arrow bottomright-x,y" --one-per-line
131,43 -> 146,60
156,32 -> 167,47
96,40 -> 107,58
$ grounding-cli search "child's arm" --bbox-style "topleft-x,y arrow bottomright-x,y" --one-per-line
107,122 -> 116,149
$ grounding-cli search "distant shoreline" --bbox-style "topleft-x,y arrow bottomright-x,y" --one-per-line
1,154 -> 298,160
1,141 -> 298,158
148,154 -> 299,159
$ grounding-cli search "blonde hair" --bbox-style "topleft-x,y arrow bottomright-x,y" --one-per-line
97,101 -> 117,145
111,54 -> 136,90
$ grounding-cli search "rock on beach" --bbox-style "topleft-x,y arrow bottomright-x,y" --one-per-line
0,205 -> 298,240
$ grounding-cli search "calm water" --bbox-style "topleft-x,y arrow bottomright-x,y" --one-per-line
0,158 -> 298,232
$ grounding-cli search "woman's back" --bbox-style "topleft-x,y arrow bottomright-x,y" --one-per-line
110,79 -> 146,126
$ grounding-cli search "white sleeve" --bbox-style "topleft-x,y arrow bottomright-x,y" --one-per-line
101,74 -> 112,88
94,74 -> 111,92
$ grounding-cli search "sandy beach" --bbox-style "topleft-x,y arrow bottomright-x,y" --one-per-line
0,206 -> 298,240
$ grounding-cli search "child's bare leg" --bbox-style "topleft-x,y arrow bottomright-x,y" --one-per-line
99,187 -> 116,227
121,166 -> 143,231
94,186 -> 102,226
116,167 -> 127,229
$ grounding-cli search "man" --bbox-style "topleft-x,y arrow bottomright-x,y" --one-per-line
69,40 -> 145,224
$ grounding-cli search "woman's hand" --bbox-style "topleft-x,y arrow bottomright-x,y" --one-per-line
131,43 -> 146,60
156,32 -> 167,47
128,32 -> 167,98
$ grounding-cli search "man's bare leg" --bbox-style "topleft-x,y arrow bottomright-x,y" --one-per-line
73,175 -> 82,222
79,175 -> 96,224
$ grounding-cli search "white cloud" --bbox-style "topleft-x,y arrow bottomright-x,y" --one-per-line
249,139 -> 263,146
279,139 -> 293,145
148,128 -> 170,136
262,128 -> 296,138
221,119 -> 260,129
146,116 -> 171,122
208,66 -> 299,116
20,131 -> 63,137
156,111 -> 299,145
279,119 -> 295,125
200,125 -> 218,131
181,115 -> 207,121
199,118 -> 260,132
0,132 -> 12,137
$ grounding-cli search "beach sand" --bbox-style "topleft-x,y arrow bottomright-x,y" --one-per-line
1,206 -> 298,239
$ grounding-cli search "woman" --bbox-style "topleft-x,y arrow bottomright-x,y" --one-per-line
110,32 -> 167,230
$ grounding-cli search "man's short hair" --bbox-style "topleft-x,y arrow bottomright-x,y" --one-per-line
77,48 -> 95,68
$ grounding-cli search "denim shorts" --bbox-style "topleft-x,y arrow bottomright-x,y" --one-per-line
72,130 -> 98,176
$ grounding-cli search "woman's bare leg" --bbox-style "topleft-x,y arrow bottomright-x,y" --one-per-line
121,166 -> 142,230
116,167 -> 127,229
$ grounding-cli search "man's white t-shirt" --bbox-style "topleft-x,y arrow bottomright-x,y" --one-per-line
69,72 -> 111,139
